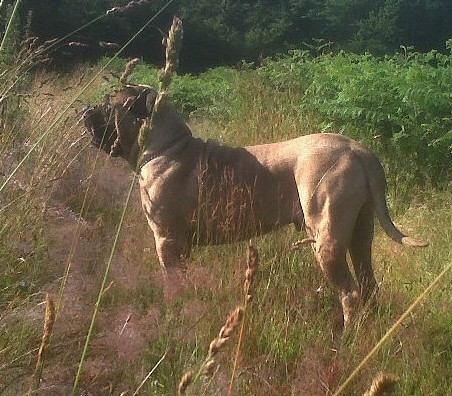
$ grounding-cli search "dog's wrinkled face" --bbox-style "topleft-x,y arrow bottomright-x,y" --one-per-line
82,85 -> 157,158
83,104 -> 119,156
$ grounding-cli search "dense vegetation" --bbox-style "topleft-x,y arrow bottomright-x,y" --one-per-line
0,2 -> 451,395
103,45 -> 452,188
5,0 -> 452,70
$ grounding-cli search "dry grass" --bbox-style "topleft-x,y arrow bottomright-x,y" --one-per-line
30,293 -> 56,393
0,47 -> 450,396
179,293 -> 245,394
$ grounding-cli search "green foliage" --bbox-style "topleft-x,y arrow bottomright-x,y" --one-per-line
170,67 -> 238,120
283,48 -> 452,184
129,47 -> 451,185
112,59 -> 239,120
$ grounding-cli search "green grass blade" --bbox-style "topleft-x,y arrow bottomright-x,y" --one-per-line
71,173 -> 137,395
0,0 -> 22,54
333,261 -> 452,396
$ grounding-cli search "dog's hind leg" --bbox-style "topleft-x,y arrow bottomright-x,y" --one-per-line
301,185 -> 364,327
349,201 -> 378,305
304,211 -> 359,327
312,237 -> 359,328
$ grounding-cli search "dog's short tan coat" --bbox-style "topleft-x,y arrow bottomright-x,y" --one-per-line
84,85 -> 427,326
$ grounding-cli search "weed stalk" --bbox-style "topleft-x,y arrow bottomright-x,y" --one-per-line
28,293 -> 55,394
227,242 -> 259,395
179,305 -> 244,395
138,16 -> 183,151
71,173 -> 137,395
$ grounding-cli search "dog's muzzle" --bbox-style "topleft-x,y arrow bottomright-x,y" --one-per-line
82,105 -> 117,153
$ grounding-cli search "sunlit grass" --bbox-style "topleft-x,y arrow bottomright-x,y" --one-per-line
0,42 -> 450,395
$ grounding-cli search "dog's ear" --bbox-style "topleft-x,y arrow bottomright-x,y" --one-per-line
145,88 -> 158,115
125,86 -> 157,119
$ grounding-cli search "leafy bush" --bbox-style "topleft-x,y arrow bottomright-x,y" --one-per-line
97,58 -> 239,120
149,48 -> 452,185
259,48 -> 452,184
99,45 -> 451,186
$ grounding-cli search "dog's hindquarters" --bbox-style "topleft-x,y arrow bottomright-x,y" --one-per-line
296,150 -> 369,325
294,139 -> 427,325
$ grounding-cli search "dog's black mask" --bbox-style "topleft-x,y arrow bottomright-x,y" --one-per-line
83,103 -> 118,155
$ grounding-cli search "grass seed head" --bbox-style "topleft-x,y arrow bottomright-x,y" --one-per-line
120,58 -> 140,86
178,370 -> 194,395
30,293 -> 56,392
363,373 -> 399,396
243,242 -> 259,297
247,242 -> 259,271
43,293 -> 56,344
208,336 -> 228,357
106,0 -> 154,16
203,359 -> 216,377
218,306 -> 244,339
208,306 -> 244,355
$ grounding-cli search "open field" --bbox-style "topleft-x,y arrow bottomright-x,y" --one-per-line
0,45 -> 451,395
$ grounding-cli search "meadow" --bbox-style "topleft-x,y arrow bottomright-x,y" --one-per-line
0,34 -> 451,395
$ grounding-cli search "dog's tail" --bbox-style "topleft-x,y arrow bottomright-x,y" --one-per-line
355,148 -> 428,247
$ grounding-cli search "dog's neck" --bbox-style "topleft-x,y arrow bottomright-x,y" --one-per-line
131,104 -> 193,170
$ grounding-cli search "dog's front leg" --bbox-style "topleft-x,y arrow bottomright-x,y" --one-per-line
153,232 -> 189,299
139,181 -> 191,299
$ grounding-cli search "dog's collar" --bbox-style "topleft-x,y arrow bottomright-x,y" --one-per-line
137,151 -> 159,171
136,134 -> 192,172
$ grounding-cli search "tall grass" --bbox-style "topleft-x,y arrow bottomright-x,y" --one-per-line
0,14 -> 450,395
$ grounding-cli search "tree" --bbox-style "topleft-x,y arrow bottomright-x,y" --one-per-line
5,0 -> 452,70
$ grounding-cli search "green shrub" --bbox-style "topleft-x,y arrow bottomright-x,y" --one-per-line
259,48 -> 452,185
99,46 -> 451,187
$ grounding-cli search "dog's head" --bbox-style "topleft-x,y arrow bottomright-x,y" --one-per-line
83,85 -> 157,159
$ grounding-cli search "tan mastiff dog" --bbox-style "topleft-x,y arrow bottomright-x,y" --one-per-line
83,84 -> 428,326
